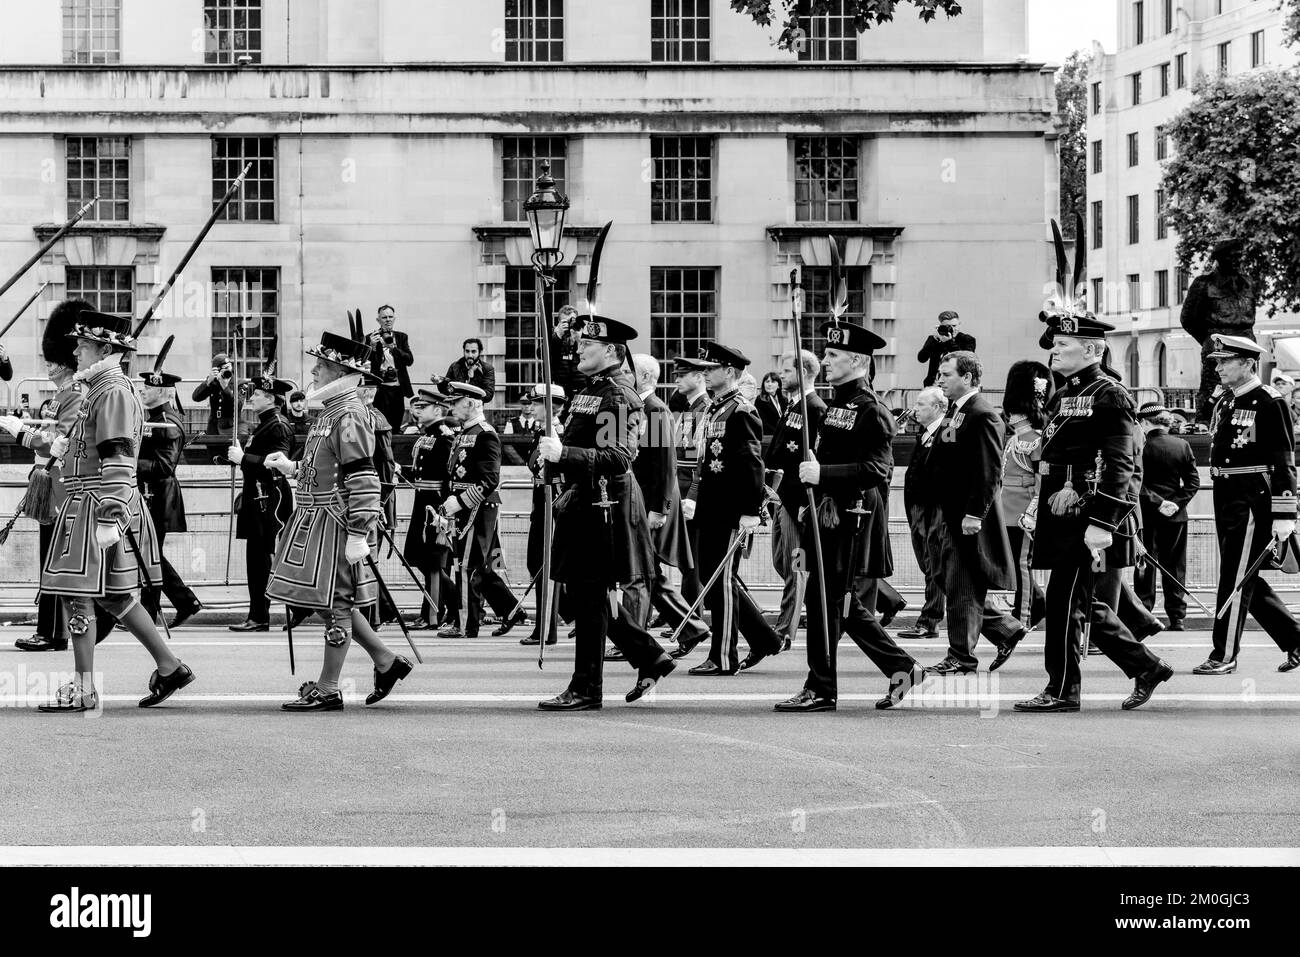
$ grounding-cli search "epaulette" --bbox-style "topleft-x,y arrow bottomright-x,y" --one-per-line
734,397 -> 755,414
1262,384 -> 1282,399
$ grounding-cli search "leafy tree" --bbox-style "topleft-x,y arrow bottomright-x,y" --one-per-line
1281,0 -> 1300,49
730,0 -> 963,51
1161,67 -> 1300,315
1055,50 -> 1089,239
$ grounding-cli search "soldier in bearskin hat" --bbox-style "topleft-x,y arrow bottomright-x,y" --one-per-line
262,327 -> 414,711
34,311 -> 195,712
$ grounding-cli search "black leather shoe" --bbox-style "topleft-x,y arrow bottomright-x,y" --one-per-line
491,612 -> 528,637
737,648 -> 775,672
229,619 -> 269,633
880,601 -> 907,629
876,665 -> 925,710
1122,660 -> 1174,710
924,657 -> 975,676
627,657 -> 676,702
670,631 -> 709,659
538,690 -> 602,711
282,681 -> 343,712
138,663 -> 195,708
896,626 -> 939,640
366,655 -> 413,706
989,630 -> 1026,673
1013,691 -> 1080,713
688,660 -> 734,676
15,634 -> 67,652
774,689 -> 836,713
1166,618 -> 1185,632
409,617 -> 433,631
519,631 -> 558,646
1280,648 -> 1300,673
1134,620 -> 1164,641
168,602 -> 203,629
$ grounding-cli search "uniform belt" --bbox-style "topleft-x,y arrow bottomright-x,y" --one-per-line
297,489 -> 344,506
61,476 -> 102,491
448,481 -> 482,491
1003,475 -> 1037,488
1038,462 -> 1095,476
1210,465 -> 1270,478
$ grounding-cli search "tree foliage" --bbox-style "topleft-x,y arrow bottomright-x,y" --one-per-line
1161,67 -> 1300,316
730,0 -> 963,51
1055,50 -> 1089,239
1282,0 -> 1300,49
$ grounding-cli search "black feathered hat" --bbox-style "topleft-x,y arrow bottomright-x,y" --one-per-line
42,299 -> 91,370
139,335 -> 182,387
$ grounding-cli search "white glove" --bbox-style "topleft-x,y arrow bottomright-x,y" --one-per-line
442,497 -> 463,517
738,514 -> 760,532
95,523 -> 121,550
1083,525 -> 1113,551
345,535 -> 370,564
50,436 -> 69,459
648,510 -> 666,530
537,435 -> 563,463
681,498 -> 696,522
0,415 -> 21,437
263,451 -> 295,476
1273,519 -> 1297,540
960,515 -> 982,536
1158,500 -> 1179,518
226,443 -> 244,465
798,455 -> 820,486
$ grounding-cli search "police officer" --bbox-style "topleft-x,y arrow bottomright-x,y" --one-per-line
226,373 -> 295,632
536,316 -> 676,710
680,341 -> 784,676
1195,335 -> 1300,675
774,321 -> 921,712
1015,313 -> 1173,713
1133,401 -> 1200,631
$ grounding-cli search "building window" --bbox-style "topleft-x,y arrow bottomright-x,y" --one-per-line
1155,188 -> 1168,239
1091,200 -> 1103,250
66,136 -> 129,222
1127,273 -> 1141,310
799,266 -> 867,357
503,266 -> 572,403
1159,62 -> 1170,97
1162,0 -> 1173,34
505,0 -> 564,63
1133,1 -> 1144,45
211,267 -> 279,382
1155,340 -> 1167,387
1091,81 -> 1101,115
1155,269 -> 1169,308
502,136 -> 567,223
794,136 -> 858,223
1155,124 -> 1168,161
65,266 -> 133,316
1251,30 -> 1265,68
204,0 -> 262,65
796,0 -> 857,62
1175,52 -> 1186,88
1091,139 -> 1103,174
62,0 -> 120,64
651,0 -> 709,62
1128,339 -> 1140,386
651,135 -> 712,223
213,136 -> 275,222
1127,194 -> 1140,244
1218,41 -> 1230,74
1127,132 -> 1139,167
1130,71 -> 1142,105
650,267 -> 718,387
1091,278 -> 1106,314
1176,266 -> 1190,303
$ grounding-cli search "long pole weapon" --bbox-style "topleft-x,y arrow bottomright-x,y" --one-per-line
0,280 -> 51,341
1133,539 -> 1214,618
0,198 -> 95,301
223,328 -> 240,586
789,267 -> 831,663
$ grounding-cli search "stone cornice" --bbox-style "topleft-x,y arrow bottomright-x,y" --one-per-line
33,223 -> 167,243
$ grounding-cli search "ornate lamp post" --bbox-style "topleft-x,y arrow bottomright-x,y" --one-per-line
522,162 -> 570,666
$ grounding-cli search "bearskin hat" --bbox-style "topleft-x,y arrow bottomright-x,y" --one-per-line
42,299 -> 91,370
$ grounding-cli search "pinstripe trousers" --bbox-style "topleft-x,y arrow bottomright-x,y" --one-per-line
697,522 -> 782,672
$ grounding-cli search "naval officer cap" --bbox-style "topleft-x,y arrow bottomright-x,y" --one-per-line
820,321 -> 887,355
692,340 -> 751,369
578,315 -> 638,345
527,382 -> 567,401
410,387 -> 449,408
444,380 -> 487,401
1206,334 -> 1266,360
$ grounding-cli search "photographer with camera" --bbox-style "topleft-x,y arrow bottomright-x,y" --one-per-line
192,352 -> 235,434
548,304 -> 589,400
368,304 -> 414,430
917,310 -> 977,387
446,337 -> 497,403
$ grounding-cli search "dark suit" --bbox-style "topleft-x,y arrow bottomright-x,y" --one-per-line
367,328 -> 414,433
903,425 -> 945,631
927,391 -> 1019,669
1134,427 -> 1200,621
236,409 -> 294,623
138,405 -> 199,621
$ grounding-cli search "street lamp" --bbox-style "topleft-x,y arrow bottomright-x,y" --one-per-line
521,161 -> 570,668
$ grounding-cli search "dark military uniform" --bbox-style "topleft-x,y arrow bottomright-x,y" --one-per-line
236,408 -> 294,624
1206,376 -> 1300,664
1030,362 -> 1164,702
673,388 -> 709,604
403,419 -> 457,625
686,384 -> 782,673
138,405 -> 200,621
1134,423 -> 1200,623
765,389 -> 826,643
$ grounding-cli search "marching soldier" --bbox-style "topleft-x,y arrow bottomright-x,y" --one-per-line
226,372 -> 296,632
1015,313 -> 1173,713
262,329 -> 413,712
679,341 -> 784,676
402,387 -> 456,630
773,322 -> 921,712
434,380 -> 525,638
670,357 -> 710,607
520,382 -> 567,647
0,300 -> 114,651
37,311 -> 195,712
1194,335 -> 1300,675
536,317 -> 676,710
136,345 -> 203,628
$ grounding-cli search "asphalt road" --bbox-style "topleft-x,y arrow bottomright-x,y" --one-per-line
1,625 -> 1297,851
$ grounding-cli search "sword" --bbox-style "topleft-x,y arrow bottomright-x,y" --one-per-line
667,526 -> 754,647
122,524 -> 172,642
1080,548 -> 1105,660
364,553 -> 424,664
1133,539 -> 1214,618
1215,534 -> 1283,620
508,567 -> 544,621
